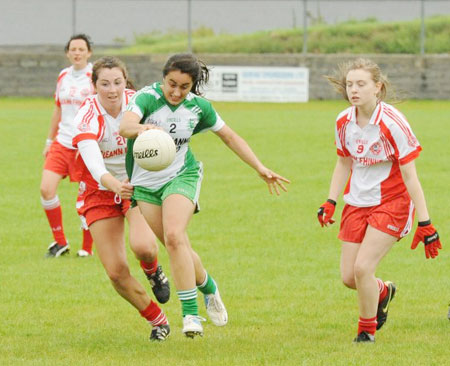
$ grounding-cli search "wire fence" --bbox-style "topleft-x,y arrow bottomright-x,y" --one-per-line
0,0 -> 449,53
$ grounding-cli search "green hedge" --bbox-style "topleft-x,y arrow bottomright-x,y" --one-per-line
111,16 -> 450,54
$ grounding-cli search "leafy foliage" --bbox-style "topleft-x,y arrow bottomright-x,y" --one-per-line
110,16 -> 450,54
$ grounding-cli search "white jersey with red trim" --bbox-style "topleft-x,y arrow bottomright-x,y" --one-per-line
54,64 -> 94,149
72,89 -> 135,190
335,102 -> 422,207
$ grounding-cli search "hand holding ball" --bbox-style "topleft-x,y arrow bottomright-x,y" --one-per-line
133,129 -> 176,171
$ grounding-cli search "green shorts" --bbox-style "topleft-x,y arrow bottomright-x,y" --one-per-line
133,162 -> 203,212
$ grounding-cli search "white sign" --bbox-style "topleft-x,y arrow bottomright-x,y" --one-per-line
204,66 -> 309,103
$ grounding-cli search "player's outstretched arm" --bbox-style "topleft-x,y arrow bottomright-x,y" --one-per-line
101,175 -> 134,200
119,111 -> 146,139
214,125 -> 290,195
77,139 -> 133,200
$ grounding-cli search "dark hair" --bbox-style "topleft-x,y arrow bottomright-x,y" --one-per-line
65,33 -> 93,52
163,53 -> 209,96
92,56 -> 135,90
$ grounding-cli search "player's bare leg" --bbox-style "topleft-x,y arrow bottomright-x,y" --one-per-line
353,226 -> 396,342
90,216 -> 169,341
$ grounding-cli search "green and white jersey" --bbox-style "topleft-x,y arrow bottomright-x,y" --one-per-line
126,82 -> 225,189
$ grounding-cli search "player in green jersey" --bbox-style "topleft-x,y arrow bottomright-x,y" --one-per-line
120,53 -> 290,338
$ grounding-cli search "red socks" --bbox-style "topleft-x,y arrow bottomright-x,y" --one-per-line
358,316 -> 377,335
140,301 -> 168,326
377,279 -> 388,303
140,259 -> 158,275
81,229 -> 93,254
43,205 -> 67,245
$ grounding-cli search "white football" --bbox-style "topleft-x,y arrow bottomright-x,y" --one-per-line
133,129 -> 176,171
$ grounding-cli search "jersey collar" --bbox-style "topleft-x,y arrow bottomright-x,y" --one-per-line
348,102 -> 384,126
92,92 -> 128,117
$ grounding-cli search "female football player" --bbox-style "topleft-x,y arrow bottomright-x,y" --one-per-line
119,53 -> 290,338
72,56 -> 171,341
318,58 -> 442,343
40,34 -> 95,257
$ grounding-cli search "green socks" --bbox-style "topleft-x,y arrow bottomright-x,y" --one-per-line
177,288 -> 198,317
197,272 -> 217,295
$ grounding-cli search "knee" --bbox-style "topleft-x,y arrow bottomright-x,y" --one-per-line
353,260 -> 374,281
164,228 -> 185,251
106,263 -> 130,285
40,185 -> 55,200
341,273 -> 356,289
132,240 -> 158,261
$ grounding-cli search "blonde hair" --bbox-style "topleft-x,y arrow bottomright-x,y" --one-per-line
326,58 -> 391,102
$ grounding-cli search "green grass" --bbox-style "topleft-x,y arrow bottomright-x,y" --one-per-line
110,16 -> 450,54
0,98 -> 449,365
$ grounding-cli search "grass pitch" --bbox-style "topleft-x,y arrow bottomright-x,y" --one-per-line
0,98 -> 449,366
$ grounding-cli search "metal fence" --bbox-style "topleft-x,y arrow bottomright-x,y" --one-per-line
0,0 -> 449,54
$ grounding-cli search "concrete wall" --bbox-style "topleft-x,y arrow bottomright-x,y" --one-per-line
1,53 -> 449,100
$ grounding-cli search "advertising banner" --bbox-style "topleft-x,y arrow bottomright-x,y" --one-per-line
204,66 -> 309,103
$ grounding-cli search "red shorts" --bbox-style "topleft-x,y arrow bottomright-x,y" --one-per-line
338,192 -> 415,243
44,141 -> 79,182
77,188 -> 131,227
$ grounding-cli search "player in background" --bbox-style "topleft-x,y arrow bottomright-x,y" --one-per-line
120,53 -> 290,338
40,34 -> 95,257
318,58 -> 442,343
72,56 -> 171,341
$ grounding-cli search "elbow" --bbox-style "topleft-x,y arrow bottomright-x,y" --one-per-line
221,136 -> 233,147
118,124 -> 127,138
220,132 -> 238,147
119,126 -> 132,139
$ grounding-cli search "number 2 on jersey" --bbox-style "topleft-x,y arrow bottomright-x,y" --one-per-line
116,136 -> 126,146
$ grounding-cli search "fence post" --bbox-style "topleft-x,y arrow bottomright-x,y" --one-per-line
187,0 -> 192,53
420,0 -> 425,55
72,0 -> 77,35
302,0 -> 308,55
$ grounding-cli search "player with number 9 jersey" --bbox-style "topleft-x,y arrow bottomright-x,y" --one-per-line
318,58 -> 442,344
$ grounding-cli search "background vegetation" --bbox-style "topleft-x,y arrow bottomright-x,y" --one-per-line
1,98 -> 449,365
110,16 -> 450,54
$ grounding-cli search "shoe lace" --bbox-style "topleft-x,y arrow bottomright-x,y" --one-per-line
186,315 -> 206,323
152,324 -> 170,339
206,293 -> 224,312
149,267 -> 167,286
50,244 -> 66,254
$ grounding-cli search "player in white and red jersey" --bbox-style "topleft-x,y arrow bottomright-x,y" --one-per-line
318,58 -> 442,343
40,34 -> 95,258
72,56 -> 170,341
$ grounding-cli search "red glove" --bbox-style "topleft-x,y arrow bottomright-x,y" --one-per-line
411,220 -> 442,259
318,199 -> 336,227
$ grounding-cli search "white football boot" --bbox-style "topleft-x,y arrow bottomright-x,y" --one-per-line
182,315 -> 205,338
204,289 -> 228,326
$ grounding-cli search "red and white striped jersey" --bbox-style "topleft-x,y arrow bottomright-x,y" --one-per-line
335,102 -> 422,207
72,89 -> 135,190
54,64 -> 94,149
